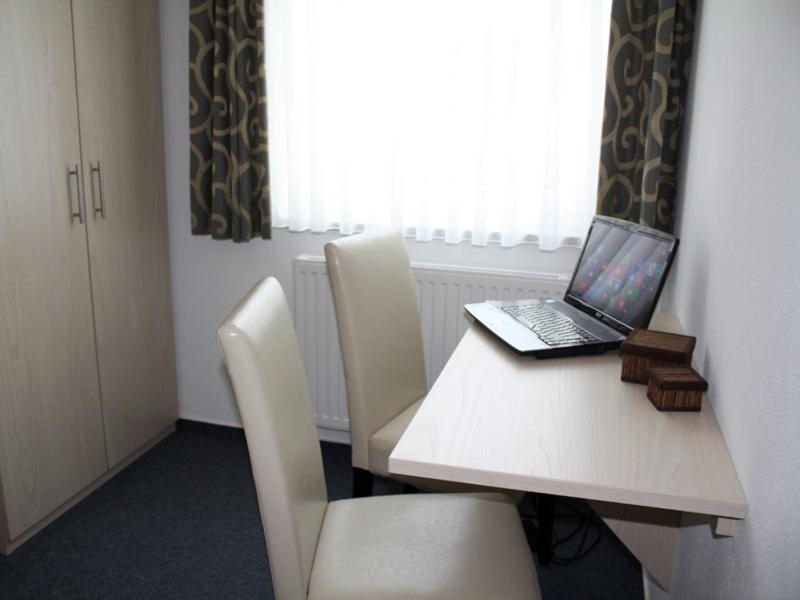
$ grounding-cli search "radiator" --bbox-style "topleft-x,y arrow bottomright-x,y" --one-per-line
292,254 -> 569,437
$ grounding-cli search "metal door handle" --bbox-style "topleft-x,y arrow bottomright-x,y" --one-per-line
68,165 -> 83,224
91,162 -> 105,218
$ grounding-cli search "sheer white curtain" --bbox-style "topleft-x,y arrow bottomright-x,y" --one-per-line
267,0 -> 612,250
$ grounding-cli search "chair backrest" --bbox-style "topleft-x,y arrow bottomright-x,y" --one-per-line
325,232 -> 428,470
217,278 -> 328,600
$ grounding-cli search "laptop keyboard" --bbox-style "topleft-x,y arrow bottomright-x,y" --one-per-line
502,303 -> 600,348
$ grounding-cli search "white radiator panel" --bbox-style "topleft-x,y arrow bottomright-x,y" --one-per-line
292,254 -> 569,434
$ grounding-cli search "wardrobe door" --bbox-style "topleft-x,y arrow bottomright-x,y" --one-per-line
0,0 -> 108,541
72,0 -> 177,467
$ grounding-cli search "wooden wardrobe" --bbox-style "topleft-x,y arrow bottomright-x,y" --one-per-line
0,0 -> 176,553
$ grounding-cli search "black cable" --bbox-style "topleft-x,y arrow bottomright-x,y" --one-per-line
550,499 -> 588,550
571,517 -> 603,561
547,500 -> 603,565
520,495 -> 604,564
554,498 -> 588,520
551,514 -> 585,549
553,522 -> 601,564
553,514 -> 593,564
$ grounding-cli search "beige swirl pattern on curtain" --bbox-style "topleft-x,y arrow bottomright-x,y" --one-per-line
597,0 -> 696,233
189,0 -> 270,242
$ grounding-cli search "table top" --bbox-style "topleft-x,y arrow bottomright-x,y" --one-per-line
389,314 -> 748,519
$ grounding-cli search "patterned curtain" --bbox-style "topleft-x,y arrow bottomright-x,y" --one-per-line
596,0 -> 696,233
189,0 -> 270,242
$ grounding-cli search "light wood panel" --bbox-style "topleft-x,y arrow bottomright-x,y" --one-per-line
2,424 -> 174,555
72,0 -> 177,467
714,516 -> 739,537
389,314 -> 748,519
0,0 -> 107,540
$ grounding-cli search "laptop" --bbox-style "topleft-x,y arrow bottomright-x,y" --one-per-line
465,215 -> 678,357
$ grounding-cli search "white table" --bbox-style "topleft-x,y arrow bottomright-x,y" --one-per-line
389,314 -> 747,590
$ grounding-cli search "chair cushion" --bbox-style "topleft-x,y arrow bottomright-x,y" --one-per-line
308,493 -> 541,600
368,397 -> 424,477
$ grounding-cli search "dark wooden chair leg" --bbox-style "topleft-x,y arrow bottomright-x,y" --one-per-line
537,494 -> 555,565
352,467 -> 374,498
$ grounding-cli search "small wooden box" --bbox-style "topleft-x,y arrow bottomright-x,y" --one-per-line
619,329 -> 696,384
647,366 -> 708,411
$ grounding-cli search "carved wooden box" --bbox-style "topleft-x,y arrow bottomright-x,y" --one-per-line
619,329 -> 696,384
647,366 -> 708,411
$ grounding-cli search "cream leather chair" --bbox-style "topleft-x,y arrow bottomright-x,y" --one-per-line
324,232 -> 429,496
217,278 -> 541,600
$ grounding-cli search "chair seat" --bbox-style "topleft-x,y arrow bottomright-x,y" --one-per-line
307,493 -> 541,600
368,397 -> 424,477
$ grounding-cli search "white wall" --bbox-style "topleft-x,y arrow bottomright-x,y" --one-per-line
160,0 -> 580,426
657,1 -> 800,598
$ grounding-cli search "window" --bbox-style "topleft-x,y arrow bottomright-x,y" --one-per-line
267,0 -> 613,250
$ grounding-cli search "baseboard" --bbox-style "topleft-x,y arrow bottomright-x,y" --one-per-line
176,418 -> 244,438
317,427 -> 351,444
2,424 -> 175,555
177,419 -> 350,445
176,415 -> 242,429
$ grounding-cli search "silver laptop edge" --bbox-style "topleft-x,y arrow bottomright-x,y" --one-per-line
464,216 -> 678,357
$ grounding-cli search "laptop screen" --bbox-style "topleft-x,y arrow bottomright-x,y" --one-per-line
565,217 -> 678,332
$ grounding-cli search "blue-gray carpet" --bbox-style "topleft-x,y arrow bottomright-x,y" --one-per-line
0,421 -> 643,599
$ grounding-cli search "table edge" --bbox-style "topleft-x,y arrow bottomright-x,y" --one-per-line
389,456 -> 748,519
